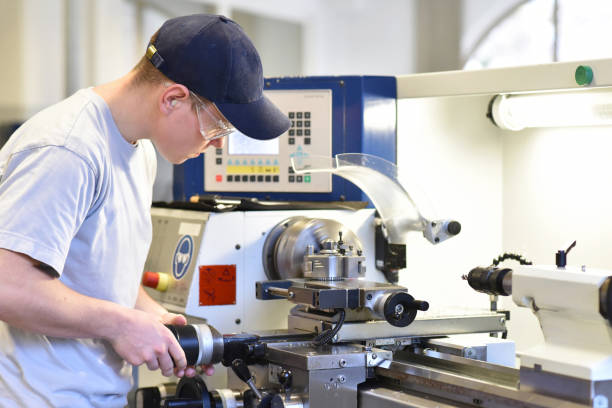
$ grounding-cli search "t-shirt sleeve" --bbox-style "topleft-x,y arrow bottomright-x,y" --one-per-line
0,146 -> 98,274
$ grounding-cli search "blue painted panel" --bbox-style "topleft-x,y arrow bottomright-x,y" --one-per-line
173,76 -> 396,203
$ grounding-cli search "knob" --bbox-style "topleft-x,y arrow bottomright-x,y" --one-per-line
383,292 -> 428,327
446,221 -> 461,236
142,271 -> 170,292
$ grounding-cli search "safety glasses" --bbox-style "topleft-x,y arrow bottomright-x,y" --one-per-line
190,91 -> 235,141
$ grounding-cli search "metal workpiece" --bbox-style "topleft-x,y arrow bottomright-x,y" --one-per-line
302,242 -> 366,281
262,217 -> 364,281
374,354 -> 590,408
288,312 -> 507,343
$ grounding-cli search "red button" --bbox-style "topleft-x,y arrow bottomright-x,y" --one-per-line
215,174 -> 222,182
142,271 -> 159,288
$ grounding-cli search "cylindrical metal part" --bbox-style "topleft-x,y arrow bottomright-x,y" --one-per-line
216,389 -> 243,408
166,324 -> 224,366
262,217 -> 363,280
467,266 -> 513,296
267,287 -> 290,298
270,394 -> 305,408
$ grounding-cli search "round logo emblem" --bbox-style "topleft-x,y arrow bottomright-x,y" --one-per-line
172,235 -> 194,280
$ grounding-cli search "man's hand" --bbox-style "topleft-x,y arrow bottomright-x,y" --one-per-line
160,312 -> 215,378
108,309 -> 187,377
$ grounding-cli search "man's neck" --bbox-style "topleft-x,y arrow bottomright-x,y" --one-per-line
93,73 -> 157,145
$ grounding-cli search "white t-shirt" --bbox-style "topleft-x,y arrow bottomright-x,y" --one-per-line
0,88 -> 157,407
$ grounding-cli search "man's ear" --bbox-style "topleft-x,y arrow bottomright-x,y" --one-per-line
159,83 -> 190,114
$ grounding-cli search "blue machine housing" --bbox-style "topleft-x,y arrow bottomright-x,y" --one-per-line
173,76 -> 397,203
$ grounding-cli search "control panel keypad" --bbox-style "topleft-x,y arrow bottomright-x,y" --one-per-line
204,89 -> 332,193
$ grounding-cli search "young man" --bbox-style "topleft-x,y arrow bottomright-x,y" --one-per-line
0,14 -> 289,407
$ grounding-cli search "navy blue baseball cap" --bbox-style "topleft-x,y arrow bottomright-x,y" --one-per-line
146,14 -> 290,140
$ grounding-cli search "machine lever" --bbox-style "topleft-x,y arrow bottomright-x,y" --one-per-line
556,240 -> 576,268
409,300 -> 429,311
231,358 -> 263,400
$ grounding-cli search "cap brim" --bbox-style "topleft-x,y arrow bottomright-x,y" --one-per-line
216,95 -> 290,140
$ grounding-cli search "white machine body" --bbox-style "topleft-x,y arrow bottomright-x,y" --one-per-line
513,265 -> 612,380
147,208 -> 380,334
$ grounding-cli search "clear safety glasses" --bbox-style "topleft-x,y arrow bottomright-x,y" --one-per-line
190,92 -> 235,141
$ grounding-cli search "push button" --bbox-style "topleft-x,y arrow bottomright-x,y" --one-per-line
142,271 -> 170,292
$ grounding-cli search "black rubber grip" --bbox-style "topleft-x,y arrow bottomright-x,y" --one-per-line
166,325 -> 200,366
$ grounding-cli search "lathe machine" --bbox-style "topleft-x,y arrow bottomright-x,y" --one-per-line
135,154 -> 611,408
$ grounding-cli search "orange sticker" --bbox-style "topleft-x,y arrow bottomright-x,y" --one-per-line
199,265 -> 236,306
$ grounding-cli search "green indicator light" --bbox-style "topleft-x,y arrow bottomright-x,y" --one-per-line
575,65 -> 593,86
304,175 -> 311,183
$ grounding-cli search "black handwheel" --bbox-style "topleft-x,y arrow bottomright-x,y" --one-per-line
384,292 -> 429,327
164,377 -> 212,408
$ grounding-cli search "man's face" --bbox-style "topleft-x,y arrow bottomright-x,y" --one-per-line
153,96 -> 226,164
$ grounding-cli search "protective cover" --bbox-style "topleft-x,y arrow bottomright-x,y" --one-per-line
291,153 -> 427,244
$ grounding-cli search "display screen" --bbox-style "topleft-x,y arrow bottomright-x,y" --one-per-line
228,131 -> 279,155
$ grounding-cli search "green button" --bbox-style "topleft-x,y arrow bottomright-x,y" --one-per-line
575,65 -> 593,86
304,175 -> 311,183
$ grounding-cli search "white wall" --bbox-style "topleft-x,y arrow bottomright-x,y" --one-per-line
500,123 -> 612,349
232,10 -> 302,77
396,95 -> 502,315
303,0 -> 417,76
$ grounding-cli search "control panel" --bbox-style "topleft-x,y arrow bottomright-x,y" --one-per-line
203,89 -> 333,193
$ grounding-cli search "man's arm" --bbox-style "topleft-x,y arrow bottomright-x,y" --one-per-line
135,285 -> 171,317
0,248 -> 188,377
